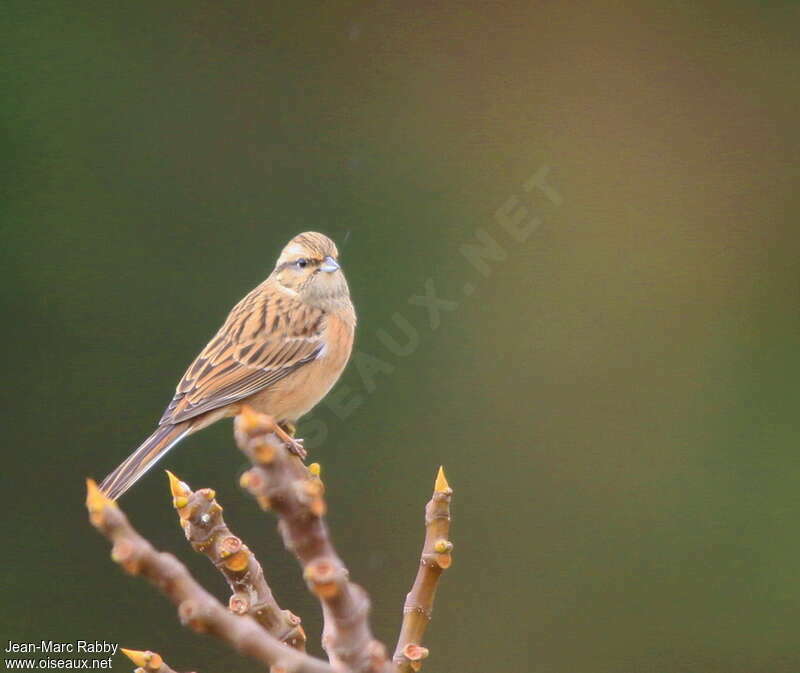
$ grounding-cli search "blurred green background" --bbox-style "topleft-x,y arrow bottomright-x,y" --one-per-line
2,2 -> 800,672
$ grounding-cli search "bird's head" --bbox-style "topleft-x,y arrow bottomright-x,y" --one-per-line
272,232 -> 350,308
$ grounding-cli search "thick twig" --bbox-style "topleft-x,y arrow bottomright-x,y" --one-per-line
85,480 -> 334,673
166,471 -> 306,650
120,648 -> 179,673
235,407 -> 393,673
392,467 -> 453,672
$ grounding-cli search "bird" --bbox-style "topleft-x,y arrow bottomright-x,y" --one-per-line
100,231 -> 356,500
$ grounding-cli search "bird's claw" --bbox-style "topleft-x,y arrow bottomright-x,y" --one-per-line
285,437 -> 307,460
274,422 -> 307,460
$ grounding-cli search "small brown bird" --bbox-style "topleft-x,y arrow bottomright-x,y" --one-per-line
101,232 -> 356,499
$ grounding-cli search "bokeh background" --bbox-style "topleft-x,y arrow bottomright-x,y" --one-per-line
3,2 -> 800,672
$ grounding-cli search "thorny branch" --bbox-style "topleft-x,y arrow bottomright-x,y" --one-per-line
88,408 -> 454,673
235,406 -> 392,673
86,479 -> 334,673
393,468 -> 454,672
166,471 -> 306,649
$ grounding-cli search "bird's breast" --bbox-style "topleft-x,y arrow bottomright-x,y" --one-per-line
247,311 -> 354,423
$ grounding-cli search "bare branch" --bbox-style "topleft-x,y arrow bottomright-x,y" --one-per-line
166,471 -> 307,650
393,467 -> 453,673
85,479 -> 334,673
235,407 -> 394,673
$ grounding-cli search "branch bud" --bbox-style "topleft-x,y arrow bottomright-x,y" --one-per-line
402,643 -> 429,664
254,441 -> 276,463
85,479 -> 116,526
120,649 -> 162,671
229,594 -> 249,615
433,539 -> 453,554
219,535 -> 242,558
238,405 -> 268,435
434,466 -> 450,494
165,470 -> 190,497
223,550 -> 249,572
303,558 -> 341,598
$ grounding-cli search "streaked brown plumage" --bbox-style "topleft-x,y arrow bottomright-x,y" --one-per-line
101,232 -> 356,499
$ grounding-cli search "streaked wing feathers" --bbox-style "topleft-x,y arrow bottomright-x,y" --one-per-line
159,285 -> 325,425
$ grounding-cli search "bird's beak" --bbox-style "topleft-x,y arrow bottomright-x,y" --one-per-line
320,256 -> 340,273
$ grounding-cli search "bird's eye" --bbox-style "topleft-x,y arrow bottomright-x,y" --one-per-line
296,258 -> 308,268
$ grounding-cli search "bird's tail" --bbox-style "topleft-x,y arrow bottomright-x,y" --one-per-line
100,422 -> 192,500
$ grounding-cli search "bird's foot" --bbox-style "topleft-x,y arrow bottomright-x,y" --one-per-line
287,437 -> 307,460
275,422 -> 307,460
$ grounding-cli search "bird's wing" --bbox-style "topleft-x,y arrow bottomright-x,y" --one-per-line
159,285 -> 326,425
